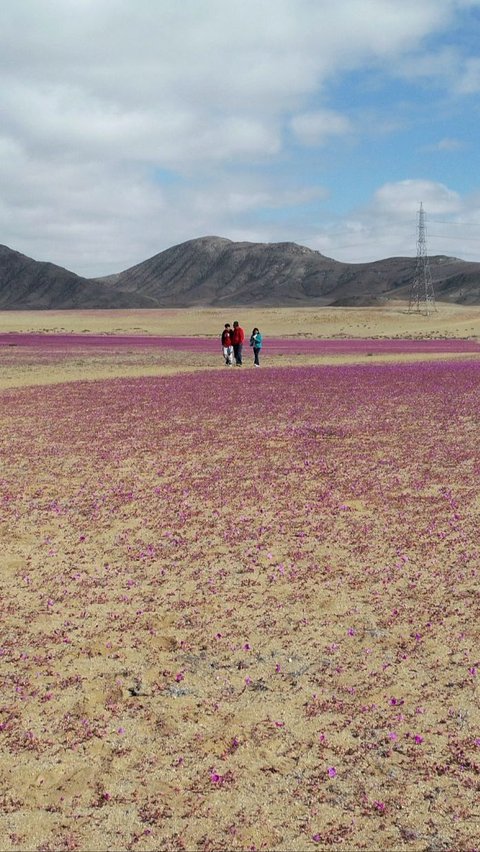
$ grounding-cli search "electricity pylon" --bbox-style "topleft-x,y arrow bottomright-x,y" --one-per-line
408,202 -> 436,314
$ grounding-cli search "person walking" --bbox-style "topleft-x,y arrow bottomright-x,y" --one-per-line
249,327 -> 262,366
231,320 -> 245,366
221,323 -> 233,365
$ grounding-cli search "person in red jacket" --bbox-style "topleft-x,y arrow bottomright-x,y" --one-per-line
231,320 -> 245,366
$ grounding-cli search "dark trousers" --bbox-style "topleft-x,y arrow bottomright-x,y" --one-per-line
233,343 -> 243,365
253,347 -> 260,365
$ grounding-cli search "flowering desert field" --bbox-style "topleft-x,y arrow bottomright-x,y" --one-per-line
1,307 -> 480,852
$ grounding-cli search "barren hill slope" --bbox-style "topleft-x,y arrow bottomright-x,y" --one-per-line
97,237 -> 480,307
2,237 -> 480,309
0,244 -> 156,310
98,236 -> 344,305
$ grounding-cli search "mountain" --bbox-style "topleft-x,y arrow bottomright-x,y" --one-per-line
95,237 -> 480,307
0,244 -> 156,309
1,237 -> 480,309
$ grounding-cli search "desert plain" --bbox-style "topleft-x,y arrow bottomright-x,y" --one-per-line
0,304 -> 479,851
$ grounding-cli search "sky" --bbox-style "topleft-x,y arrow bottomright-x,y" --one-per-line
2,0 -> 480,277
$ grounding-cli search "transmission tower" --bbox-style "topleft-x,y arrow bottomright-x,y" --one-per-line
408,202 -> 436,314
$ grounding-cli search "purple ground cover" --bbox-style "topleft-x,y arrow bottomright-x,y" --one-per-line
1,332 -> 480,355
1,358 -> 479,850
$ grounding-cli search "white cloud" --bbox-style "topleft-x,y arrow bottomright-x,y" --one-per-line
309,179 -> 478,263
374,179 -> 462,215
0,0 -> 461,165
0,0 -> 478,272
291,110 -> 353,146
455,57 -> 480,93
422,137 -> 465,152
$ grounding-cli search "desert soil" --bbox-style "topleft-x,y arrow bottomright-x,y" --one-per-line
0,306 -> 479,852
1,303 -> 480,339
1,304 -> 480,390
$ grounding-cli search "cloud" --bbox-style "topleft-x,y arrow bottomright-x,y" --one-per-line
421,137 -> 465,152
308,179 -> 479,263
291,110 -> 353,146
0,0 -> 461,166
455,57 -> 480,93
373,179 -> 462,215
0,0 -> 478,273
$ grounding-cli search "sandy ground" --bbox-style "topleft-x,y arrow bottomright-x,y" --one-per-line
1,307 -> 479,851
1,305 -> 479,391
0,344 -> 479,392
1,303 -> 480,340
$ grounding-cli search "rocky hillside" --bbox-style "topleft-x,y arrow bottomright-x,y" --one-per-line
96,237 -> 480,306
1,237 -> 480,309
0,244 -> 156,309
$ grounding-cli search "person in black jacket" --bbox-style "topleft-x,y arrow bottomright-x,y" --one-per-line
221,323 -> 233,365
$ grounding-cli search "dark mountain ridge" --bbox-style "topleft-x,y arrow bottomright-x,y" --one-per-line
1,237 -> 480,309
0,244 -> 156,310
95,236 -> 480,307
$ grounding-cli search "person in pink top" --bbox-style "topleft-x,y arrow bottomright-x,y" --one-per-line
231,320 -> 245,366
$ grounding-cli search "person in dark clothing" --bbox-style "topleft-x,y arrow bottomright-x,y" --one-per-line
221,323 -> 233,365
249,327 -> 262,366
231,320 -> 245,366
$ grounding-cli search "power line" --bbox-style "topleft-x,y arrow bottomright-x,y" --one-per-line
428,219 -> 480,227
428,233 -> 480,241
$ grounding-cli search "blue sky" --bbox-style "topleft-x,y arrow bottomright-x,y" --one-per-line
1,0 -> 480,276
